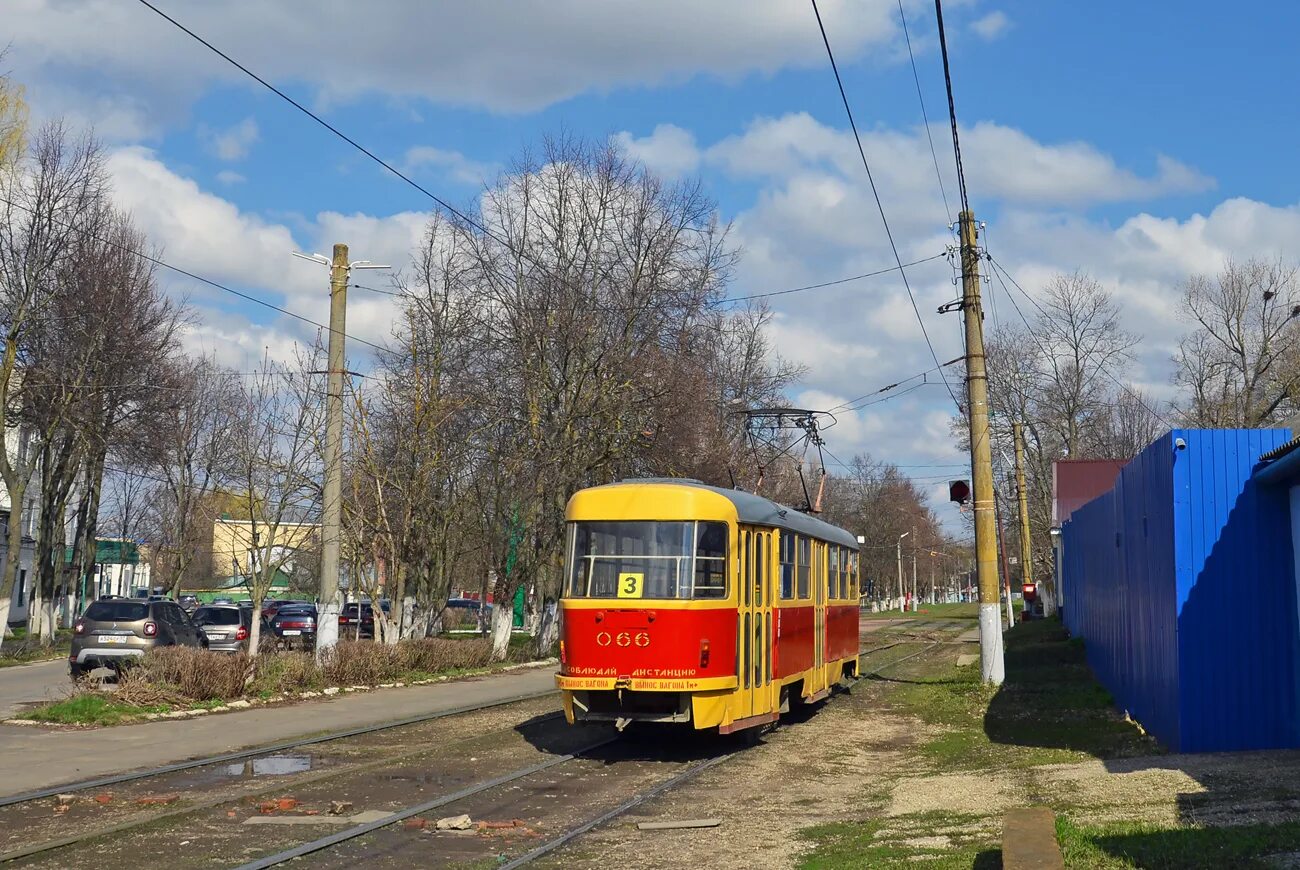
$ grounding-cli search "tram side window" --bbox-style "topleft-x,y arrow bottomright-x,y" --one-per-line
848,551 -> 859,599
693,521 -> 728,599
796,536 -> 810,599
755,533 -> 765,607
779,532 -> 794,599
829,546 -> 841,600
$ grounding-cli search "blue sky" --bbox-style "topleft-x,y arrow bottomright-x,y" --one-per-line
10,0 -> 1300,505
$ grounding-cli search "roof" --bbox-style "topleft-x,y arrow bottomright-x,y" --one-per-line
1052,460 -> 1128,527
600,478 -> 860,548
1259,435 -> 1300,463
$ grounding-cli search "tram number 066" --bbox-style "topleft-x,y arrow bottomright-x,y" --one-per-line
596,631 -> 651,647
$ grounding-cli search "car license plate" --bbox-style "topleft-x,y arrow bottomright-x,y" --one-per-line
282,629 -> 301,636
209,633 -> 228,641
99,635 -> 128,644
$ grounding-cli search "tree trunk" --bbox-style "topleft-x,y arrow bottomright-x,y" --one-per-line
489,594 -> 513,661
0,478 -> 28,637
535,596 -> 559,658
245,603 -> 263,687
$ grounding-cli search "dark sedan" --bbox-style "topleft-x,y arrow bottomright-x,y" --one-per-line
269,604 -> 317,647
338,600 -> 391,639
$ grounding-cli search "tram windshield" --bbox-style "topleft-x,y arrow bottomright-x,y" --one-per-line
565,520 -> 727,599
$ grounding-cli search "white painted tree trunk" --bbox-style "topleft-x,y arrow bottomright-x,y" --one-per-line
535,599 -> 559,657
489,601 -> 512,661
0,598 -> 11,639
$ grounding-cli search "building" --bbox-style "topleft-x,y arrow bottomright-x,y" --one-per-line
84,539 -> 151,599
1049,459 -> 1128,614
211,517 -> 320,578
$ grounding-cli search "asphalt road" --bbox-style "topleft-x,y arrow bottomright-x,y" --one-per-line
0,660 -> 70,719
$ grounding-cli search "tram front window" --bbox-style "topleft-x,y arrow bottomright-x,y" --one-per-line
566,520 -> 728,600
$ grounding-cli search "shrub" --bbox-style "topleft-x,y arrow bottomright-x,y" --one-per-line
401,637 -> 494,673
133,647 -> 249,701
248,651 -> 323,696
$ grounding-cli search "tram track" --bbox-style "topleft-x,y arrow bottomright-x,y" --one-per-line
2,626 -> 969,868
228,638 -> 957,870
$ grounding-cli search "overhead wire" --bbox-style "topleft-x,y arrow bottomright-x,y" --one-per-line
809,0 -> 961,412
897,0 -> 953,222
933,0 -> 971,216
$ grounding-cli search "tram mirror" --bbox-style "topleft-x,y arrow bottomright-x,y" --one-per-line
617,572 -> 644,599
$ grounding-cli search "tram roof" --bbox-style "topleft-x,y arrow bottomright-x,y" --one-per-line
603,478 -> 860,548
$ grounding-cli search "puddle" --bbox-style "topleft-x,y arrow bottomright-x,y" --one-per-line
219,756 -> 314,777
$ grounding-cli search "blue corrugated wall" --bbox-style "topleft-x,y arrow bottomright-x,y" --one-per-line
1062,428 -> 1296,752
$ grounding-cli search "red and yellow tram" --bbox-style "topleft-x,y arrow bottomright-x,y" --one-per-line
556,478 -> 860,735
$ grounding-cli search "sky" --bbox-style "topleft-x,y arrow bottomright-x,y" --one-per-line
8,0 -> 1300,516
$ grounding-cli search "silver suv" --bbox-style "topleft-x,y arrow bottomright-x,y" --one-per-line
70,598 -> 207,680
191,605 -> 252,653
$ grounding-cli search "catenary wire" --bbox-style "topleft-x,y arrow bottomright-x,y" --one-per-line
933,0 -> 971,216
809,0 -> 960,411
897,0 -> 953,221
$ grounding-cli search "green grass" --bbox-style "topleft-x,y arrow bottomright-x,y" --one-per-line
0,630 -> 72,666
1057,817 -> 1300,869
798,817 -> 999,869
886,618 -> 1158,770
23,694 -> 169,727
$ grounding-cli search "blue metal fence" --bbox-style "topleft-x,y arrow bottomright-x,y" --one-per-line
1062,428 -> 1296,752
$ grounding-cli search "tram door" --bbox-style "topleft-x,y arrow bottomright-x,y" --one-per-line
813,541 -> 826,692
738,528 -> 769,720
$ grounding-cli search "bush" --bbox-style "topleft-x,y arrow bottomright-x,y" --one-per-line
248,651 -> 323,696
132,647 -> 249,701
401,637 -> 494,672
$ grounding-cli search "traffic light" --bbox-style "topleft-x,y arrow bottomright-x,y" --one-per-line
949,479 -> 971,505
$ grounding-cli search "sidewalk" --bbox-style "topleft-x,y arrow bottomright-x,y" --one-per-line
0,666 -> 557,799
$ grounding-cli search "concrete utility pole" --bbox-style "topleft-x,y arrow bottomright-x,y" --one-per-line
1013,421 -> 1038,615
910,530 -> 917,612
316,243 -> 349,660
896,531 -> 909,613
960,210 -> 1005,684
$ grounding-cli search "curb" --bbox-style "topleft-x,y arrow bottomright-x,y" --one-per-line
3,656 -> 559,729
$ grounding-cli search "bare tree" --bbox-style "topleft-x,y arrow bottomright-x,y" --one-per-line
147,358 -> 240,597
0,123 -> 105,632
229,355 -> 324,672
1173,258 -> 1300,427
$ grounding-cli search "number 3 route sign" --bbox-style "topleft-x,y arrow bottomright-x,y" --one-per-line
617,572 -> 644,599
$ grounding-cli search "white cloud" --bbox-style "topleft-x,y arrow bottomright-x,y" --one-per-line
615,125 -> 701,179
7,0 -> 907,129
970,11 -> 1010,40
199,117 -> 259,161
215,169 -> 245,185
401,146 -> 497,185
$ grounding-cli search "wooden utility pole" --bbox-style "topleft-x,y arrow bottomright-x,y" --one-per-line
316,243 -> 348,659
960,210 -> 1005,684
1013,421 -> 1036,614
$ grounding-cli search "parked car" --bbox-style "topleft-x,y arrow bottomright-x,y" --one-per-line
261,599 -> 310,623
191,604 -> 253,653
70,598 -> 207,680
269,604 -> 317,647
212,597 -> 235,605
338,600 -> 392,639
178,594 -> 200,614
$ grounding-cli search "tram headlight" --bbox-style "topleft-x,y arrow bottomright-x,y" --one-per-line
699,638 -> 710,669
559,640 -> 566,664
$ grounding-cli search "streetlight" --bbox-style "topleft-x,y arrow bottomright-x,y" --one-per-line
896,531 -> 910,613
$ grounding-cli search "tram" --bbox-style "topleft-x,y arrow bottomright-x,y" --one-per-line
556,478 -> 860,735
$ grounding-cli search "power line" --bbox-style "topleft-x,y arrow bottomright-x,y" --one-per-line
933,0 -> 971,216
809,0 -> 960,411
897,0 -> 952,221
351,251 -> 950,312
827,354 -> 966,413
984,253 -> 1174,430
0,194 -> 388,355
